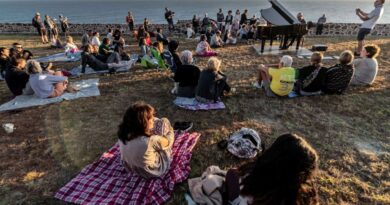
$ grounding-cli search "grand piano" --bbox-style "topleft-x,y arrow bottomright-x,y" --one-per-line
257,0 -> 308,54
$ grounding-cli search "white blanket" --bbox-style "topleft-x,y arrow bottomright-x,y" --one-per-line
0,79 -> 100,112
36,52 -> 81,63
69,60 -> 136,76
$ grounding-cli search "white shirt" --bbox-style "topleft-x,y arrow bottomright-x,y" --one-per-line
106,33 -> 113,43
361,5 -> 384,29
91,36 -> 101,46
186,27 -> 194,38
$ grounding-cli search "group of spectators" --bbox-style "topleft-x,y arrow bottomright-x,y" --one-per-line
32,12 -> 69,44
252,45 -> 380,97
0,43 -> 78,99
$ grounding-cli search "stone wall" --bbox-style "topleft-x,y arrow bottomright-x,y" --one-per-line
0,21 -> 389,37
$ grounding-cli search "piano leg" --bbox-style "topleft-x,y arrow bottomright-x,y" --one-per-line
261,39 -> 266,54
296,36 -> 302,50
281,35 -> 289,50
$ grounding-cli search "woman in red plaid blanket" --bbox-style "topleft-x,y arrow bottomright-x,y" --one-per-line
118,102 -> 175,178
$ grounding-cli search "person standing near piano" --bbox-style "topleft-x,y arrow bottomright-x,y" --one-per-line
316,14 -> 327,35
355,0 -> 385,56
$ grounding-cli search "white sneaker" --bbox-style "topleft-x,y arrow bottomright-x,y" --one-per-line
252,81 -> 263,89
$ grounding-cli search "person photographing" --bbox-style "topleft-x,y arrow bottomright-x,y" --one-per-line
355,0 -> 384,56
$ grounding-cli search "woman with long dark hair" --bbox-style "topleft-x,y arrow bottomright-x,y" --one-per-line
225,134 -> 319,205
117,102 -> 175,178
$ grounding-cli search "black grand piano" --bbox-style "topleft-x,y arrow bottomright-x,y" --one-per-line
257,0 -> 308,53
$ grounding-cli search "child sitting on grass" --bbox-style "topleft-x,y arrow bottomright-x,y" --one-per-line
196,34 -> 217,57
351,44 -> 380,86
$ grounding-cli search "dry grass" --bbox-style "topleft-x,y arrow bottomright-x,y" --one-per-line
0,34 -> 389,205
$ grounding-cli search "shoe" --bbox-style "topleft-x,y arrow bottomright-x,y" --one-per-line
252,81 -> 263,89
173,121 -> 193,132
109,68 -> 116,74
217,139 -> 228,150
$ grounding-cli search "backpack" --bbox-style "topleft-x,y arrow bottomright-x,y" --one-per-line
227,128 -> 263,159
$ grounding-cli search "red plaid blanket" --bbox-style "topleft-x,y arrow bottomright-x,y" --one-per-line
55,132 -> 200,205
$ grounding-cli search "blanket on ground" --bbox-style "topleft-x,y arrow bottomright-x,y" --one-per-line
55,132 -> 201,205
36,52 -> 81,63
0,79 -> 100,112
69,60 -> 136,76
174,97 -> 226,110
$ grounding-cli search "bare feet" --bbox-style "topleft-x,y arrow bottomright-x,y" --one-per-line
66,85 -> 80,93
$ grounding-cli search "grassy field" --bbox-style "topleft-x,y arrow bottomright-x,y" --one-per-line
0,34 -> 389,205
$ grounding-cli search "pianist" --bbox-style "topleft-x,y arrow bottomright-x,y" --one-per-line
355,0 -> 385,56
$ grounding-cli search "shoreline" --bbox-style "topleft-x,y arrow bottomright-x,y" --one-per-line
0,21 -> 389,37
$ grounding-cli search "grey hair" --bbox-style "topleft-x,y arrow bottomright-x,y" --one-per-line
27,60 -> 42,74
180,50 -> 193,65
280,55 -> 293,67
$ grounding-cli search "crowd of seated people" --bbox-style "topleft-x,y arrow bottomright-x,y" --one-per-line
2,45 -> 78,98
81,44 -> 132,74
252,47 -> 379,97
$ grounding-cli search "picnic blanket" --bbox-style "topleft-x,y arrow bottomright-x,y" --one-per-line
174,97 -> 226,110
36,52 -> 81,63
55,132 -> 201,205
69,60 -> 136,76
0,79 -> 100,112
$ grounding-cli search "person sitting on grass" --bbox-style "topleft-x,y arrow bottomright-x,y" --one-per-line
26,60 -> 78,98
196,34 -> 217,57
151,42 -> 168,69
139,36 -> 148,57
224,29 -> 238,45
5,56 -> 29,96
246,24 -> 256,44
9,43 -> 33,61
196,57 -> 230,103
117,102 -> 175,178
81,30 -> 92,48
81,44 -> 131,74
186,24 -> 196,39
210,31 -> 224,48
296,52 -> 327,96
322,50 -> 354,94
254,55 -> 296,97
156,28 -> 169,45
98,37 -> 112,62
64,36 -> 79,58
239,24 -> 249,41
351,44 -> 380,86
106,28 -> 114,44
145,32 -> 152,47
0,47 -> 11,78
91,32 -> 101,51
112,29 -> 126,49
163,40 -> 182,73
172,50 -> 201,97
224,133 -> 319,205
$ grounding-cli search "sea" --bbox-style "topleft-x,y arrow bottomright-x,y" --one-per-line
0,0 -> 388,24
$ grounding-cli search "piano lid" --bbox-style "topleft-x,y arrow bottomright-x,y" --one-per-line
261,0 -> 300,26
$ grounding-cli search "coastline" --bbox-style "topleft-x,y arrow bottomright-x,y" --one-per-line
0,20 -> 389,37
